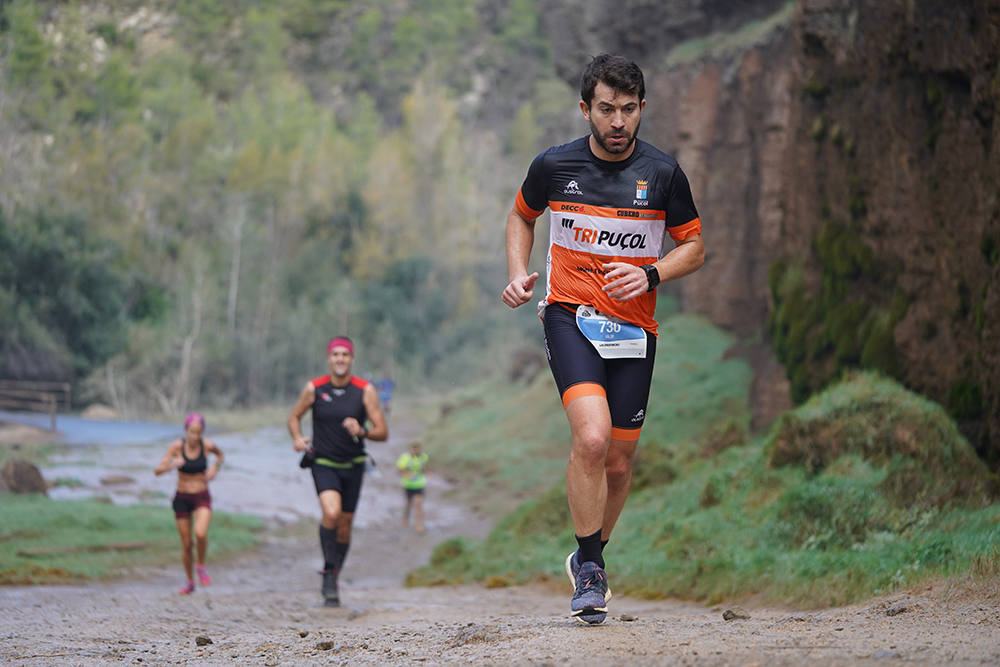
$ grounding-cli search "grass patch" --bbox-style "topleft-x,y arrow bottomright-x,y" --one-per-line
410,315 -> 1000,608
0,441 -> 67,467
421,372 -> 570,519
0,495 -> 264,584
768,371 -> 997,506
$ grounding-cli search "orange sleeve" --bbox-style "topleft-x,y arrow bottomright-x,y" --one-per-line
668,217 -> 701,242
515,189 -> 545,220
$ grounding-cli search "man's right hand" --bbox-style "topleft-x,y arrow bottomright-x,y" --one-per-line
292,436 -> 311,452
501,272 -> 539,309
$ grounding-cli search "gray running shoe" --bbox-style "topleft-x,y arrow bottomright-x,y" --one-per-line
570,560 -> 609,624
322,569 -> 340,607
565,550 -> 612,602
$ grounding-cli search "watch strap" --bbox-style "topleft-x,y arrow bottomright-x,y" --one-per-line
641,264 -> 660,292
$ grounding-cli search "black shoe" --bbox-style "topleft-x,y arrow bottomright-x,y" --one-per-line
322,568 -> 340,607
570,561 -> 609,624
565,550 -> 612,601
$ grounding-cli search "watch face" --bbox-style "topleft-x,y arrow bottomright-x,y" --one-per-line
645,265 -> 659,290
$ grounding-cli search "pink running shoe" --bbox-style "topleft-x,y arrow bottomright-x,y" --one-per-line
179,581 -> 195,595
196,565 -> 211,586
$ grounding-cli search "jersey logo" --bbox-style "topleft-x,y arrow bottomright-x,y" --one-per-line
320,392 -> 332,402
572,227 -> 648,250
563,180 -> 583,195
635,180 -> 648,200
333,388 -> 346,396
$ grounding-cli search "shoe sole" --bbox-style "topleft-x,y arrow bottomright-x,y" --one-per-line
571,606 -> 608,625
323,598 -> 340,607
573,611 -> 608,625
564,552 -> 613,603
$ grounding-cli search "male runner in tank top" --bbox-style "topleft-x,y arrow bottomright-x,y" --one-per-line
287,337 -> 388,606
501,54 -> 706,624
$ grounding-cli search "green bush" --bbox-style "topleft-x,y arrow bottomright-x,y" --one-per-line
771,475 -> 882,549
767,371 -> 996,507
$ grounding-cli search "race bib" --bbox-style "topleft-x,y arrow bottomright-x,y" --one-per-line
575,305 -> 647,359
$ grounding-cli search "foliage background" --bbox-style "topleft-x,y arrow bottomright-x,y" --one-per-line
0,0 -> 578,414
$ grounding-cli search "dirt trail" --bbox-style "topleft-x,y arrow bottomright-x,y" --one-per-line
1,412 -> 998,665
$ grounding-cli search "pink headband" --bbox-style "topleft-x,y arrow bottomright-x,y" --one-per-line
327,337 -> 354,355
184,413 -> 205,429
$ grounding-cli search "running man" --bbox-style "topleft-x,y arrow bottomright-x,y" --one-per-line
376,376 -> 395,417
287,337 -> 388,606
154,413 -> 224,594
396,441 -> 429,533
501,54 -> 705,624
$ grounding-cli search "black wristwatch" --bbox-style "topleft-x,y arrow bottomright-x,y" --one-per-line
640,264 -> 660,292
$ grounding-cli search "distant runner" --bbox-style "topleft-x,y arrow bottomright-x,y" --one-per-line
396,441 -> 429,534
154,413 -> 224,594
376,376 -> 395,416
287,336 -> 388,606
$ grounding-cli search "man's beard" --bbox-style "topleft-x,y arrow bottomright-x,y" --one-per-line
590,118 -> 640,155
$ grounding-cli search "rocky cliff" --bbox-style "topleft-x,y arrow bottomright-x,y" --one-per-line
540,0 -> 999,463
778,0 -> 999,464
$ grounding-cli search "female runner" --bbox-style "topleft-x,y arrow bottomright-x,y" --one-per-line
154,413 -> 224,594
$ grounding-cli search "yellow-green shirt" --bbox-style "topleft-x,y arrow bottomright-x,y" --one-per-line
396,451 -> 428,490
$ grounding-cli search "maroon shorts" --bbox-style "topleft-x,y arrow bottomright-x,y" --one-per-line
172,490 -> 211,518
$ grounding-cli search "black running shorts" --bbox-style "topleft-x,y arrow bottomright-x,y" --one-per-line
172,490 -> 212,518
542,302 -> 656,438
311,462 -> 365,513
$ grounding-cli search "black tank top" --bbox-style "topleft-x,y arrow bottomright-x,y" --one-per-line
178,438 -> 207,474
310,375 -> 369,462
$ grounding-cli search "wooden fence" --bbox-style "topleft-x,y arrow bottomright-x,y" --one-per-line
0,380 -> 71,431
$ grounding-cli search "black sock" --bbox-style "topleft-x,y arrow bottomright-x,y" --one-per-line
333,539 -> 350,572
575,529 -> 604,569
319,525 -> 338,571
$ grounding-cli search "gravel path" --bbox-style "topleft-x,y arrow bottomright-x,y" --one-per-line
1,414 -> 998,665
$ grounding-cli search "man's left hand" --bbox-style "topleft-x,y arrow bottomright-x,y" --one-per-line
602,262 -> 648,301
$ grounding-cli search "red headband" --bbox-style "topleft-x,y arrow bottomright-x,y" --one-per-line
327,337 -> 354,355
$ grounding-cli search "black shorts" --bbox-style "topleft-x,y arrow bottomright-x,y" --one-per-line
311,462 -> 365,513
404,487 -> 425,499
172,490 -> 211,518
542,303 -> 656,436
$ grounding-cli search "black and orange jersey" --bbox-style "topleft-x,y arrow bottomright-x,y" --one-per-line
515,136 -> 701,334
310,375 -> 369,462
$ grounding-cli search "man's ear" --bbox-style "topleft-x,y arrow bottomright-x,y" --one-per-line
579,99 -> 590,121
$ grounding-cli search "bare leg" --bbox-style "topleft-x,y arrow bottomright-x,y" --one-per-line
175,517 -> 194,582
564,395 -> 612,538
601,438 -> 637,540
317,492 -> 354,544
318,490 -> 342,530
412,493 -> 425,533
192,507 -> 212,566
402,493 -> 411,527
336,511 -> 354,542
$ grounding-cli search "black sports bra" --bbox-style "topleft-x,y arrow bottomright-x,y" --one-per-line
178,438 -> 207,474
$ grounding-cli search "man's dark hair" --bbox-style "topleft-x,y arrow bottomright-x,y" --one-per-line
580,54 -> 645,107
